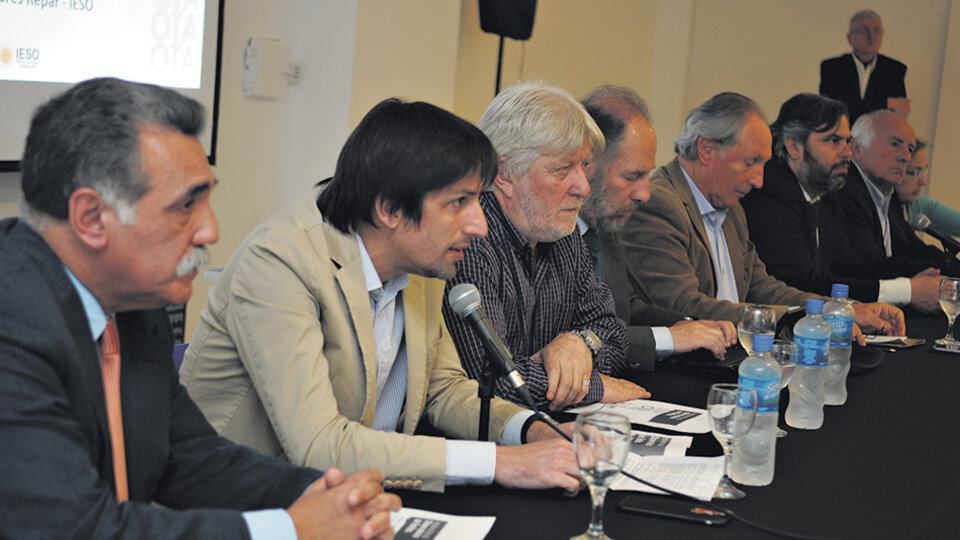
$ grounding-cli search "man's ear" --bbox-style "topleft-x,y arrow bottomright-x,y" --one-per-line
67,188 -> 110,251
492,157 -> 515,198
784,138 -> 805,162
373,197 -> 403,231
850,139 -> 864,162
697,137 -> 718,164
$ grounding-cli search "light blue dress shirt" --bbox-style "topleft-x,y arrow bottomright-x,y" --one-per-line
680,167 -> 739,302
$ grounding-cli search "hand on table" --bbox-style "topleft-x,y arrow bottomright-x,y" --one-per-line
531,333 -> 594,411
669,319 -> 736,359
494,439 -> 581,492
910,268 -> 943,314
852,302 -> 905,336
598,374 -> 650,403
287,468 -> 401,540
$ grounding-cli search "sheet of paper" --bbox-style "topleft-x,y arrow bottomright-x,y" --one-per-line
391,508 -> 495,540
610,454 -> 724,501
568,399 -> 710,434
628,429 -> 693,457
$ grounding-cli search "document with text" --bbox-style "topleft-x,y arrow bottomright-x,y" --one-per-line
628,429 -> 693,456
610,454 -> 724,501
568,399 -> 710,433
392,508 -> 495,540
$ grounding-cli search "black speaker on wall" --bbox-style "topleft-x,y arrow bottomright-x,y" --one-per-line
479,0 -> 537,41
478,0 -> 538,95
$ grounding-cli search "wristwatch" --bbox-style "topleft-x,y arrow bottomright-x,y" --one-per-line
572,329 -> 603,358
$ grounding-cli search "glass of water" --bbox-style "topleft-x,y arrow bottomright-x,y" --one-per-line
771,339 -> 797,437
738,304 -> 777,355
937,277 -> 960,348
570,411 -> 631,540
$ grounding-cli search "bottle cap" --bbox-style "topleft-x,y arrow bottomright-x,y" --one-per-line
805,299 -> 824,314
752,333 -> 773,352
831,283 -> 849,298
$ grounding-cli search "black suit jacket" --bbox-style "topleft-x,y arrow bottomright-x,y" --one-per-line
742,159 -> 881,302
819,53 -> 907,124
836,168 -> 958,278
597,230 -> 685,371
0,218 -> 322,539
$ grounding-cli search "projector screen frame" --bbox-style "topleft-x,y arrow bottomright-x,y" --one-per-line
0,0 -> 225,173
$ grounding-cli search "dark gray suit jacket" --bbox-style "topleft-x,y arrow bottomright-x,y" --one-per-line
598,230 -> 685,370
0,218 -> 321,539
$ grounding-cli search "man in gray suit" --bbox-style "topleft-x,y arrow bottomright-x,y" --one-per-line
617,92 -> 903,334
578,85 -> 736,370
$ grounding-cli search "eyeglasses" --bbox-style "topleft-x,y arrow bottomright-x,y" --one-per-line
851,26 -> 884,36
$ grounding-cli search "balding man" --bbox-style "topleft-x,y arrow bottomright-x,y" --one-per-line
578,85 -> 736,370
617,92 -> 902,335
839,110 -> 960,284
820,9 -> 909,123
442,81 -> 650,412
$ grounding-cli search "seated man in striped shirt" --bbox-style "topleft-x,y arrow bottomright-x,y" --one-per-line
442,81 -> 650,412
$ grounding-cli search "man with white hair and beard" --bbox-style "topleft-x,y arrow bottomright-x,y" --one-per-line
742,93 -> 940,313
443,81 -> 651,412
578,85 -> 736,371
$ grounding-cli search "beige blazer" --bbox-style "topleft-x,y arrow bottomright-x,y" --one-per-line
180,198 -> 522,493
616,158 -> 812,322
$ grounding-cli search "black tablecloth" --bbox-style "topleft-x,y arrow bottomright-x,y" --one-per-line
400,312 -> 960,539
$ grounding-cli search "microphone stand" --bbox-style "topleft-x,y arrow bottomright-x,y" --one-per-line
477,366 -> 494,441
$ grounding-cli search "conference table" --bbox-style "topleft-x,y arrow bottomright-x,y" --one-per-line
399,311 -> 960,539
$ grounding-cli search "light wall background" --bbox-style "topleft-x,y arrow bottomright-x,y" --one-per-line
0,0 -> 957,339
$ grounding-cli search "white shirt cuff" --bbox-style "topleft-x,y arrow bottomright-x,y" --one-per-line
445,439 -> 497,485
501,410 -> 534,446
652,326 -> 674,357
243,509 -> 297,540
878,277 -> 912,305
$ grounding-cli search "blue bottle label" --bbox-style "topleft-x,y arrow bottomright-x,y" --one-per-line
822,314 -> 854,348
737,374 -> 780,414
795,335 -> 828,367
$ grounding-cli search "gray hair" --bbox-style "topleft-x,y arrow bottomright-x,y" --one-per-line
674,92 -> 765,161
851,109 -> 904,149
581,85 -> 651,168
850,10 -> 881,30
478,81 -> 604,180
21,77 -> 205,225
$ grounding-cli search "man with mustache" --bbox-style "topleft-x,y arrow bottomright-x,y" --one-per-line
742,93 -> 941,313
615,92 -> 903,334
577,85 -> 736,370
836,109 -> 960,304
182,98 -> 581,495
0,77 -> 399,539
442,81 -> 650,412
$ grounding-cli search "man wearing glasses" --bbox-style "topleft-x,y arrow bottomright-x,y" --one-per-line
819,9 -> 909,124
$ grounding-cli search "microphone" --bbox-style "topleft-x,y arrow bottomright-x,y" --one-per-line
910,213 -> 960,256
448,283 -> 535,408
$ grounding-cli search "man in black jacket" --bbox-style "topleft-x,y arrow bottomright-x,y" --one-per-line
742,93 -> 940,313
820,9 -> 909,124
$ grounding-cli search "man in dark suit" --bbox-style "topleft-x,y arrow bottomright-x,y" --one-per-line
820,9 -> 909,124
838,109 -> 959,302
0,78 -> 399,539
578,85 -> 736,370
742,93 -> 940,313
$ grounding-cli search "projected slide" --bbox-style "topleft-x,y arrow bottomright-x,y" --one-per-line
0,0 -> 205,89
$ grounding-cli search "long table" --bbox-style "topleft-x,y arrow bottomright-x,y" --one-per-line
399,312 -> 960,539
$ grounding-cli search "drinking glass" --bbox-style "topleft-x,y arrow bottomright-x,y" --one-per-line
771,339 -> 797,438
936,277 -> 960,348
737,304 -> 777,355
707,383 -> 758,499
570,411 -> 631,540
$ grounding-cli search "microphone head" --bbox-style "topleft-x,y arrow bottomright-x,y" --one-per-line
910,213 -> 931,231
448,283 -> 482,316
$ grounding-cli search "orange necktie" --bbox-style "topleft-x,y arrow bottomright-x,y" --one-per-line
101,319 -> 128,502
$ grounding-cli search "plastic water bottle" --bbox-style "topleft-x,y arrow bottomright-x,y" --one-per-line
785,299 -> 830,429
822,284 -> 855,405
730,334 -> 781,486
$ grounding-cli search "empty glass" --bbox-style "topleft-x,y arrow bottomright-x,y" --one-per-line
771,339 -> 797,438
707,383 -> 758,499
570,411 -> 631,540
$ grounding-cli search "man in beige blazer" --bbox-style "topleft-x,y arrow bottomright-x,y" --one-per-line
181,99 -> 580,494
616,92 -> 902,334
